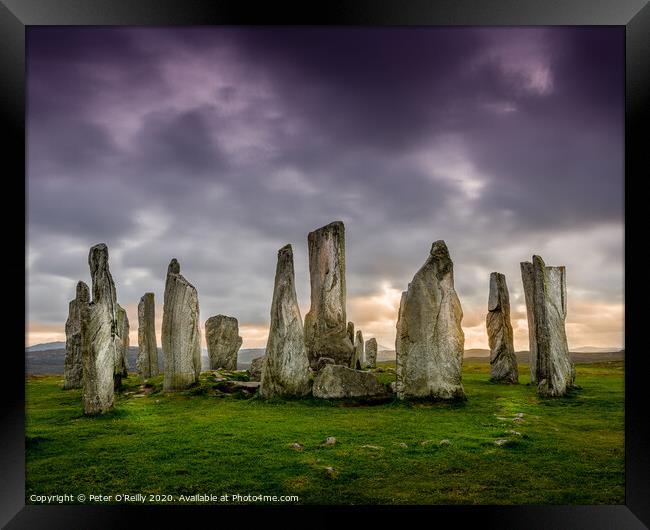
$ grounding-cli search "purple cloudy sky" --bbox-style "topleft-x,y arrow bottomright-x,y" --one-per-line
26,27 -> 624,350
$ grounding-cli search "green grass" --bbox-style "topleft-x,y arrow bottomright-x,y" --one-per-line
25,360 -> 624,505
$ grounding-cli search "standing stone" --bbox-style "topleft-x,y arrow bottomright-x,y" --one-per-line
347,322 -> 355,344
114,304 -> 130,388
137,292 -> 159,379
260,244 -> 311,398
351,330 -> 365,369
63,281 -> 89,389
303,221 -> 354,368
162,259 -> 202,391
365,338 -> 378,369
81,243 -> 117,414
487,273 -> 518,384
395,241 -> 465,400
521,255 -> 575,396
205,315 -> 242,371
520,261 -> 538,383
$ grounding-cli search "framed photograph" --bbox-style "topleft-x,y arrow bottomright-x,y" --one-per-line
3,0 -> 648,527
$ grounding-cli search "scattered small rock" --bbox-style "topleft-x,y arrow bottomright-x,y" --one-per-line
360,445 -> 382,450
513,417 -> 524,423
439,439 -> 451,446
324,466 -> 337,478
494,439 -> 509,446
324,436 -> 337,445
505,430 -> 522,436
496,416 -> 508,421
515,412 -> 525,418
290,443 -> 304,451
398,442 -> 408,448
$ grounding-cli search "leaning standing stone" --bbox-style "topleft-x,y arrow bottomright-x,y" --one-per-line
63,281 -> 89,389
395,240 -> 465,400
162,259 -> 202,391
260,245 -> 311,398
205,315 -> 242,371
304,221 -> 355,368
365,338 -> 378,369
347,321 -> 355,344
351,329 -> 365,369
81,243 -> 117,414
486,273 -> 518,384
114,304 -> 130,388
521,255 -> 575,396
137,292 -> 159,378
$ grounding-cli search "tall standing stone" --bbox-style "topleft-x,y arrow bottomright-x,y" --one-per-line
81,243 -> 117,414
162,259 -> 202,391
205,315 -> 242,371
260,245 -> 311,398
114,304 -> 130,388
303,221 -> 354,368
347,322 -> 355,344
520,261 -> 538,383
365,338 -> 378,369
351,329 -> 364,369
395,241 -> 465,400
63,281 -> 89,389
137,292 -> 159,378
486,272 -> 518,384
521,255 -> 575,396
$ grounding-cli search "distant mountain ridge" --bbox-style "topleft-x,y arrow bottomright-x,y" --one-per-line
24,342 -> 625,375
26,341 -> 66,352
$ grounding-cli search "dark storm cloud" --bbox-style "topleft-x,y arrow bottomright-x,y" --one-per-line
27,27 -> 624,349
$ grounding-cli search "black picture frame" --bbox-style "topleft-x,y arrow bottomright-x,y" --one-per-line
3,1 -> 648,527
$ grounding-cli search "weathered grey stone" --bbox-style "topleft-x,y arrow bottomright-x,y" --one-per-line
63,281 -> 89,389
137,292 -> 159,379
205,315 -> 242,371
316,357 -> 335,371
260,245 -> 311,398
351,330 -> 364,369
520,261 -> 538,383
312,364 -> 390,400
114,304 -> 130,388
522,255 -> 575,396
162,259 -> 202,391
304,221 -> 354,368
395,240 -> 465,400
81,244 -> 117,414
347,322 -> 355,344
365,338 -> 378,369
248,355 -> 265,381
487,273 -> 518,384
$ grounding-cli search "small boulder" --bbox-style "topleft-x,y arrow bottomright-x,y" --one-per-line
312,365 -> 391,400
316,357 -> 335,371
248,355 -> 266,381
324,436 -> 337,445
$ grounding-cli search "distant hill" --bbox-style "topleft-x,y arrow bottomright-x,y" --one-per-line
26,341 -> 65,352
25,344 -> 267,375
24,342 -> 625,375
571,346 -> 624,353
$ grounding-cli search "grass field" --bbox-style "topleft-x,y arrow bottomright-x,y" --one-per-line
25,360 -> 624,505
